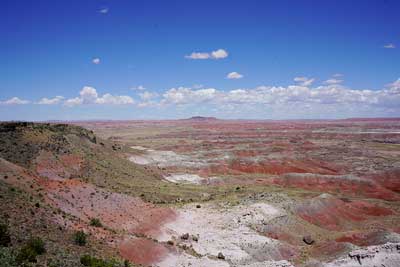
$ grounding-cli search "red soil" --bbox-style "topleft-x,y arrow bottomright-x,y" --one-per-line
119,238 -> 170,265
43,178 -> 176,237
0,158 -> 43,192
36,151 -> 84,180
273,174 -> 400,201
203,159 -> 341,176
277,245 -> 299,261
263,226 -> 300,246
335,230 -> 387,246
371,168 -> 400,193
233,150 -> 266,157
309,241 -> 350,260
295,195 -> 393,231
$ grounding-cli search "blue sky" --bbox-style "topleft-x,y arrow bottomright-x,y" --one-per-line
0,0 -> 399,120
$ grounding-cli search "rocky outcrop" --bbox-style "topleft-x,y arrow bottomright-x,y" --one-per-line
324,242 -> 400,267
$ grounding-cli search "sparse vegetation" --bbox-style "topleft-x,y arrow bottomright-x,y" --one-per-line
0,247 -> 18,267
0,223 -> 11,247
89,218 -> 102,227
73,230 -> 87,246
80,254 -> 121,267
16,237 -> 46,263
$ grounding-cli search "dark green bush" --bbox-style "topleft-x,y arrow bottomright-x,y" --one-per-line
26,237 -> 46,255
80,254 -> 120,267
16,245 -> 37,263
16,237 -> 46,263
0,224 -> 11,247
73,230 -> 87,246
89,218 -> 102,227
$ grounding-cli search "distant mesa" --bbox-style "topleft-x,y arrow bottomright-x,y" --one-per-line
183,116 -> 218,121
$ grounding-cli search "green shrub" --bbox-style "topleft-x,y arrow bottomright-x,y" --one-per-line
0,247 -> 18,267
80,254 -> 120,267
0,224 -> 11,247
73,231 -> 87,246
26,237 -> 45,255
89,218 -> 102,227
16,245 -> 37,263
16,237 -> 46,263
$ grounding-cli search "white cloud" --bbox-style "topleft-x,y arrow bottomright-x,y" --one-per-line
96,94 -> 134,105
92,58 -> 101,64
4,79 -> 400,118
131,85 -> 146,91
294,76 -> 315,87
333,73 -> 343,78
383,43 -> 395,49
139,91 -> 159,101
37,96 -> 64,105
324,78 -> 343,85
185,52 -> 210,60
185,49 -> 228,60
79,86 -> 99,103
0,97 -> 30,105
64,97 -> 83,107
227,72 -> 243,79
64,86 -> 134,106
387,78 -> 400,89
162,87 -> 217,105
158,79 -> 400,114
99,7 -> 109,14
211,49 -> 228,59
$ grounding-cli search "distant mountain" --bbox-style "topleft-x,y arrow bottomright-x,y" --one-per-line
183,116 -> 218,121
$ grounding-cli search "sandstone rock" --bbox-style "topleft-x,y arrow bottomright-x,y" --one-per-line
303,235 -> 315,245
180,233 -> 189,240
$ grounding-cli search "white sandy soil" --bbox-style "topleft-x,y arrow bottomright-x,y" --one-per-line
129,146 -> 206,167
157,202 -> 290,267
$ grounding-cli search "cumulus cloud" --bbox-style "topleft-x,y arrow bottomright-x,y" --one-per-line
185,49 -> 228,60
294,77 -> 315,87
158,79 -> 400,113
227,72 -> 244,79
162,87 -> 217,105
383,43 -> 395,49
4,79 -> 400,118
387,78 -> 400,89
185,52 -> 210,60
211,49 -> 228,59
37,96 -> 64,105
131,85 -> 146,91
0,97 -> 30,105
92,58 -> 101,64
324,78 -> 343,85
64,97 -> 83,107
64,86 -> 134,106
139,91 -> 159,101
333,73 -> 343,78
